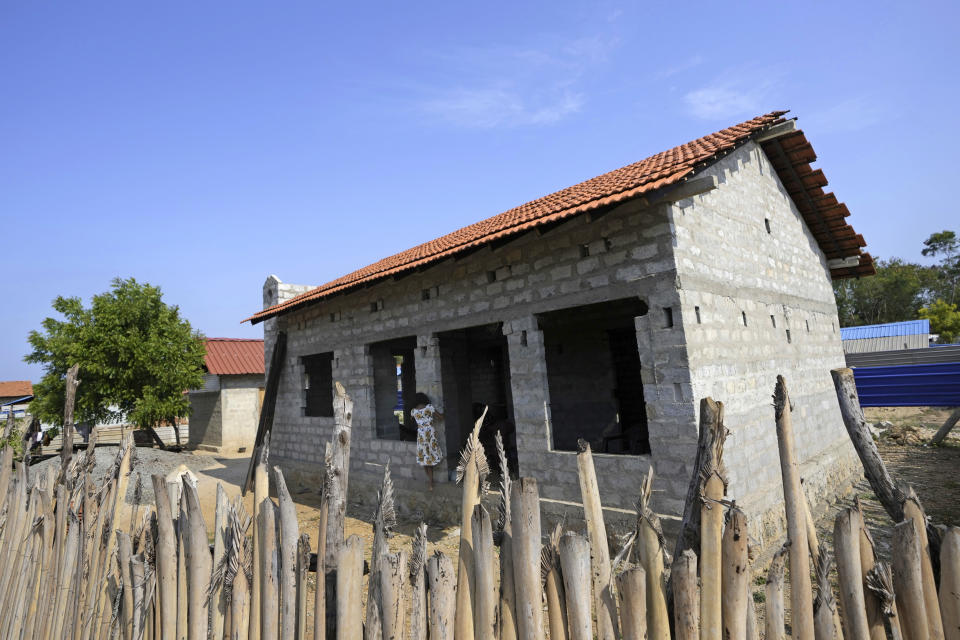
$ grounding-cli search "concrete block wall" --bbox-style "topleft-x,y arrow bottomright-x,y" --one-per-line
263,201 -> 690,512
188,374 -> 263,453
671,141 -> 860,548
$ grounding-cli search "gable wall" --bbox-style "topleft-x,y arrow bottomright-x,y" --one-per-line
670,141 -> 859,548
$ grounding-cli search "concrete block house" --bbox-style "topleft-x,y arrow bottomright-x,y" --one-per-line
247,112 -> 875,547
188,338 -> 265,453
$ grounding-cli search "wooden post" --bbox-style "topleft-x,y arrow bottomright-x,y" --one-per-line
902,492 -> 945,639
259,498 -> 280,640
773,376 -> 814,640
454,411 -> 488,640
182,481 -> 212,640
866,561 -> 904,640
558,533 -> 593,640
616,566 -> 647,640
118,533 -> 136,640
671,549 -> 699,640
721,507 -> 748,640
542,524 -> 568,640
427,551 -> 456,640
575,442 -> 619,640
211,484 -> 230,640
511,477 -> 544,640
151,475 -> 178,640
891,519 -> 930,640
243,331 -> 286,495
336,535 -> 364,640
59,364 -> 81,472
673,397 -> 725,561
930,407 -> 960,445
297,533 -> 310,640
232,562 -> 251,640
326,384 -> 354,639
856,510 -> 888,640
496,432 -> 518,640
940,527 -> 960,640
472,505 -> 498,640
764,545 -> 787,640
700,454 -> 725,640
314,486 -> 329,640
251,436 -> 270,640
380,550 -> 408,640
636,468 -> 669,640
835,507 -> 871,640
812,544 -> 839,640
366,463 -> 397,640
274,467 -> 299,640
831,368 -> 906,521
409,523 -> 428,640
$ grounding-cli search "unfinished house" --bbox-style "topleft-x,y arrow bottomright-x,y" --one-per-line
248,112 -> 875,546
188,338 -> 265,453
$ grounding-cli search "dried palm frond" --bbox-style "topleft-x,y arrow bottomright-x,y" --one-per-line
456,406 -> 490,495
540,523 -> 563,583
209,497 -> 253,604
494,431 -> 512,535
636,467 -> 665,553
612,530 -> 638,574
409,522 -> 428,581
866,561 -> 896,618
813,542 -> 835,614
372,463 -> 396,537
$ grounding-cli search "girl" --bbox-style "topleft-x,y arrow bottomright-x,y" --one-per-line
410,392 -> 444,490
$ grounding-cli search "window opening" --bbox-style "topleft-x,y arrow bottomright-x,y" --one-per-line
302,352 -> 334,417
371,336 -> 417,440
538,298 -> 650,455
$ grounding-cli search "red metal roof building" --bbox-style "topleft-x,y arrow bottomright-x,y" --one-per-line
203,338 -> 265,376
0,381 -> 34,400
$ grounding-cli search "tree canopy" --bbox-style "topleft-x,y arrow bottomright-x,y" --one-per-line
833,230 -> 958,336
25,277 -> 206,428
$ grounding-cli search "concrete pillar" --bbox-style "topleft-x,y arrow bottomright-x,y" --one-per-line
415,333 -> 450,482
503,316 -> 551,475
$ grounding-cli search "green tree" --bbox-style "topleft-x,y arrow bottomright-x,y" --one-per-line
919,299 -> 960,343
25,278 -> 206,428
922,230 -> 959,305
832,258 -> 937,326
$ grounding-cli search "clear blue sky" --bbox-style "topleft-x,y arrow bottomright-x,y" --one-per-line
3,1 -> 958,381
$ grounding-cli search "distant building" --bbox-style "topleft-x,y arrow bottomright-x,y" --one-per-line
840,319 -> 930,354
0,381 -> 33,422
188,338 -> 265,453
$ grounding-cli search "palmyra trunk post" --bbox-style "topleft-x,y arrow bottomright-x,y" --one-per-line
511,477 -> 544,640
940,527 -> 960,640
891,519 -> 931,640
721,507 -> 749,640
637,468 -> 670,640
616,565 -> 647,640
427,551 -> 456,640
472,505 -> 498,640
764,546 -> 787,640
671,550 -> 699,640
495,431 -> 518,640
454,410 -> 488,640
575,441 -> 619,640
559,532 -> 593,640
774,376 -> 815,640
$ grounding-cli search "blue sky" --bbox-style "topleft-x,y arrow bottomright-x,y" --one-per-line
2,1 -> 958,381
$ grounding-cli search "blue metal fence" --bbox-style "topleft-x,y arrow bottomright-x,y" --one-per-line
852,362 -> 960,407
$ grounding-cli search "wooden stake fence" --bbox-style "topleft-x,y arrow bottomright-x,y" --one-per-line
4,374 -> 960,640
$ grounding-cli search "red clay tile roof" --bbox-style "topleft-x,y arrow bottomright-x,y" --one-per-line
248,111 -> 873,324
0,381 -> 33,398
204,338 -> 265,376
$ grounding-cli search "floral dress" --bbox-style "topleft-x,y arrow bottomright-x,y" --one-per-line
411,404 -> 443,467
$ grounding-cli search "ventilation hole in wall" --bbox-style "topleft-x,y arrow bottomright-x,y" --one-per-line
486,270 -> 497,283
335,357 -> 339,367
579,244 -> 590,258
421,288 -> 431,301
370,299 -> 383,313
695,306 -> 702,324
770,315 -> 777,328
673,383 -> 683,402
765,218 -> 771,234
663,307 -> 674,328
832,322 -> 836,333
329,313 -> 336,323
786,329 -> 792,344
603,237 -> 613,251
421,346 -> 427,356
521,330 -> 528,347
806,319 -> 811,332
742,311 -> 748,326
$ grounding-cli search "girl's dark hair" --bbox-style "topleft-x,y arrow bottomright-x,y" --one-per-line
414,392 -> 431,406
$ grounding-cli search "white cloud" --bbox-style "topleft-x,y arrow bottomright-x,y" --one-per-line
683,67 -> 781,120
656,55 -> 704,79
418,35 -> 616,129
